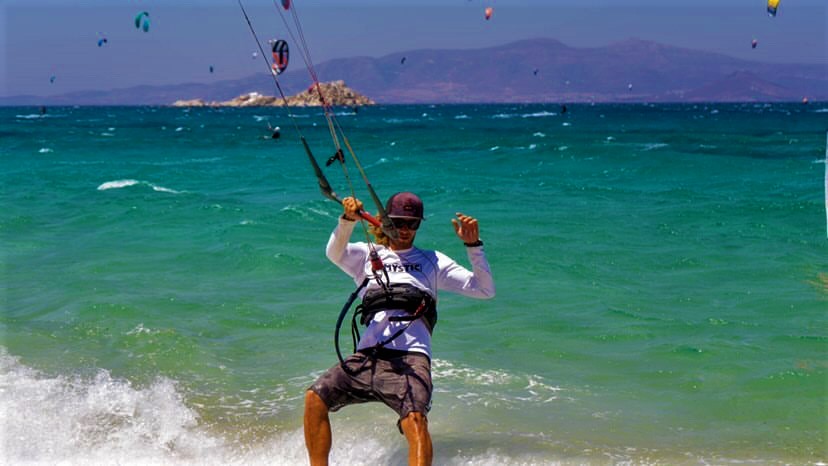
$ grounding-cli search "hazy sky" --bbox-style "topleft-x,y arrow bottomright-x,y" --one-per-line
1,0 -> 825,97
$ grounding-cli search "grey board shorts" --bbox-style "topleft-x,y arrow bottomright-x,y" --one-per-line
309,348 -> 433,424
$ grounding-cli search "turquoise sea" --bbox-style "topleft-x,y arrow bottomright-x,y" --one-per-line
1,103 -> 826,465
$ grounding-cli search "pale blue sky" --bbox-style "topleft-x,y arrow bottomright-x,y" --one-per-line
2,0 -> 825,97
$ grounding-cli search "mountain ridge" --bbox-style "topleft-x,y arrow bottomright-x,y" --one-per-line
2,37 -> 825,105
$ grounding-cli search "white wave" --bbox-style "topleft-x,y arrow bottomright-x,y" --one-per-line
7,348 -> 707,464
0,349 -> 224,465
152,185 -> 180,194
363,157 -> 389,170
281,205 -> 336,222
454,114 -> 470,120
813,108 -> 828,113
38,148 -> 53,153
521,111 -> 557,118
492,113 -> 515,119
307,207 -> 334,219
97,179 -> 181,194
528,144 -> 537,150
533,132 -> 546,138
97,179 -> 140,190
642,143 -> 668,151
126,323 -> 159,335
489,146 -> 500,151
381,118 -> 420,124
1,349 -> 563,466
433,359 -> 565,408
562,122 -> 572,127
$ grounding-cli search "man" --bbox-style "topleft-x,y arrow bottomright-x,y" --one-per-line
304,192 -> 495,466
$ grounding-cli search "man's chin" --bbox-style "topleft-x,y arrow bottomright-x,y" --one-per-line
392,238 -> 414,248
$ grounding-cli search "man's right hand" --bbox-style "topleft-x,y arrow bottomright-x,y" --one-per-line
342,197 -> 364,221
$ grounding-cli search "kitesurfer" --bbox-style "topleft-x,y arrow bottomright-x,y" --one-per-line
304,192 -> 495,466
267,123 -> 281,139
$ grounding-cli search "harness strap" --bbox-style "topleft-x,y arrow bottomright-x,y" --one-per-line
334,276 -> 370,369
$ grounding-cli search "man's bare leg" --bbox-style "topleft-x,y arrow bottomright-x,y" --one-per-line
304,390 -> 332,466
400,411 -> 432,466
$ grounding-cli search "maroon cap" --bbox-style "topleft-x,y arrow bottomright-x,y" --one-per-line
385,192 -> 424,219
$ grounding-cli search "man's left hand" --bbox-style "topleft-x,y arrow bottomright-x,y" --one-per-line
452,213 -> 480,244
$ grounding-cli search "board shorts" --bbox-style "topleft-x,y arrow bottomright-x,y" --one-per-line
309,348 -> 432,427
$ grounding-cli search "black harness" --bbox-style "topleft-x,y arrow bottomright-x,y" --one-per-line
334,279 -> 437,368
356,283 -> 437,331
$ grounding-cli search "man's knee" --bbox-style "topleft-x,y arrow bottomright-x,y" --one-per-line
305,390 -> 328,416
400,411 -> 429,434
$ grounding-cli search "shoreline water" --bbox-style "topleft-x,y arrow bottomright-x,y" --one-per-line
3,348 -> 823,465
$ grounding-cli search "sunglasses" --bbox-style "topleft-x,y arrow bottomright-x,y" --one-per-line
391,217 -> 421,230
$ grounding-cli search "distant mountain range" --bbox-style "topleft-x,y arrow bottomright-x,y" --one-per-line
3,38 -> 826,105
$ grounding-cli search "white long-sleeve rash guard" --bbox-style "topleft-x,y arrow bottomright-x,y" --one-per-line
326,217 -> 495,359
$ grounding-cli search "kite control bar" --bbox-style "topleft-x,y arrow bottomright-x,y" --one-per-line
355,209 -> 383,228
301,137 -> 383,229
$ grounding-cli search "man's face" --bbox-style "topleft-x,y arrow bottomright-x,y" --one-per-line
389,217 -> 420,250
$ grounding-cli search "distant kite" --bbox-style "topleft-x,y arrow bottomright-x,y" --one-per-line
134,11 -> 150,32
533,68 -> 539,76
271,39 -> 289,75
50,76 -> 56,84
97,37 -> 108,47
767,0 -> 779,16
209,65 -> 214,73
751,39 -> 758,49
281,0 -> 291,10
401,57 -> 406,65
484,7 -> 493,20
